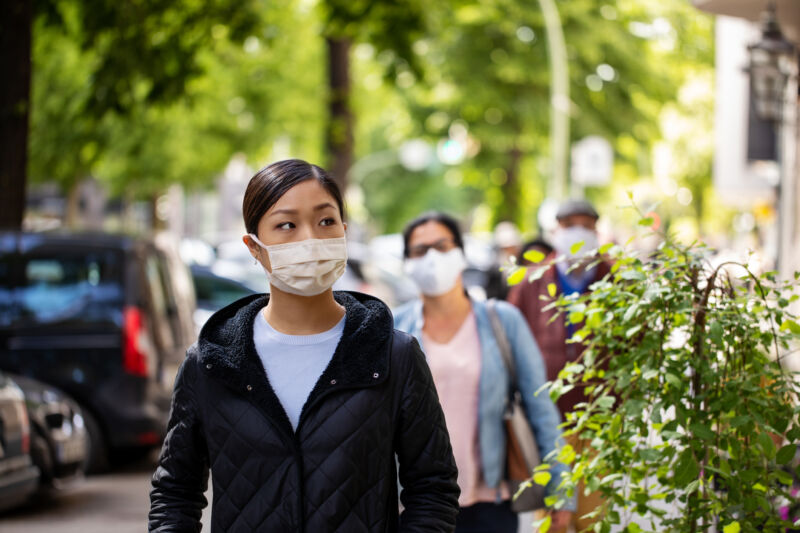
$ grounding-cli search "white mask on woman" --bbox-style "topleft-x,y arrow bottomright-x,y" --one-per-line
404,248 -> 467,297
248,234 -> 347,296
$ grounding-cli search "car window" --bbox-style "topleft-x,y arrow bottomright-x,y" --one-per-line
194,272 -> 254,309
13,249 -> 124,327
0,248 -> 16,327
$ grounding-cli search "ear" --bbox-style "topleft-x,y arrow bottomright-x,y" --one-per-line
343,221 -> 348,232
242,234 -> 259,258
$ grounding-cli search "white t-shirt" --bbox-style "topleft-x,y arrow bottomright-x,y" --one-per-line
253,310 -> 345,430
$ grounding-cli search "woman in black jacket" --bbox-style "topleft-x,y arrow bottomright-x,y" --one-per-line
149,159 -> 460,532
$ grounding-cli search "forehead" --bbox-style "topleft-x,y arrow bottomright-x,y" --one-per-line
558,214 -> 597,228
267,179 -> 338,213
408,220 -> 454,245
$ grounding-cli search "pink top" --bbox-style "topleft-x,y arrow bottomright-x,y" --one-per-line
422,311 -> 509,507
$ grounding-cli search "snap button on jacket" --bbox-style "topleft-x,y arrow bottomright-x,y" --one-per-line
149,292 -> 460,532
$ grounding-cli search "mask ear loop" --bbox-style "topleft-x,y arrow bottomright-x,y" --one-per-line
248,233 -> 268,266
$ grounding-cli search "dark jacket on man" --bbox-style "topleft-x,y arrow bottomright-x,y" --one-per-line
507,257 -> 611,415
149,291 -> 460,532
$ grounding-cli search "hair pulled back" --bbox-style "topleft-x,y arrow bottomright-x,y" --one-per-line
242,159 -> 344,235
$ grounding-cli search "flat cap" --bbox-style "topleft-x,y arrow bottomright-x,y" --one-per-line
556,199 -> 599,220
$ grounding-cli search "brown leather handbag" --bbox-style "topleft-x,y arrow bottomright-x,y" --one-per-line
487,300 -> 545,512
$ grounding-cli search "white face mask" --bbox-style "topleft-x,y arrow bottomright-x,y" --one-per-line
404,248 -> 467,297
248,234 -> 347,296
552,226 -> 599,261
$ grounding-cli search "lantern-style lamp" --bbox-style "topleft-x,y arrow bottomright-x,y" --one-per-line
746,2 -> 797,122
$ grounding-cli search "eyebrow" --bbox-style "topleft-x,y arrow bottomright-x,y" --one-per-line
268,202 -> 337,216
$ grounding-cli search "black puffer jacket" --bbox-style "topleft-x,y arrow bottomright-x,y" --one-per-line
149,291 -> 459,532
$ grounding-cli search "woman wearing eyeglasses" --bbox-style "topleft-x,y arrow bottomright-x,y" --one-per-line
149,161 -> 459,532
393,212 -> 573,533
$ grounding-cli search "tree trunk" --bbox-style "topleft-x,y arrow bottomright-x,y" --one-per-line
65,180 -> 82,229
0,0 -> 33,230
499,144 -> 523,224
325,37 -> 353,193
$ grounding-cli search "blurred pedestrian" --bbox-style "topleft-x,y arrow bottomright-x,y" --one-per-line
394,211 -> 573,533
485,221 -> 524,300
149,160 -> 460,532
517,238 -> 554,265
507,199 -> 611,533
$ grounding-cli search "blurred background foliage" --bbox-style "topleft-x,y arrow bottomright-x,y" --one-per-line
27,0 -> 714,235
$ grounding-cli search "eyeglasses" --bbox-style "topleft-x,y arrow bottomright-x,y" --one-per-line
407,238 -> 456,259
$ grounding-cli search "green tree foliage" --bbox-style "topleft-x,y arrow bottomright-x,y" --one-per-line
516,205 -> 800,531
354,0 -> 713,232
29,0 -> 326,198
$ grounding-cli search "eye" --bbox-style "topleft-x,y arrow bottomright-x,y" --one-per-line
320,217 -> 336,227
276,222 -> 295,230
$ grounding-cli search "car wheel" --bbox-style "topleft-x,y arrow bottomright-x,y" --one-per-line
30,427 -> 53,484
82,409 -> 110,474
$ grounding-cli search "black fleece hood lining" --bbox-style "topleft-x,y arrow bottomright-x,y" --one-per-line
195,291 -> 394,435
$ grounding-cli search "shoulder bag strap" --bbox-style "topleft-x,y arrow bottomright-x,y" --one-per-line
486,300 -> 519,399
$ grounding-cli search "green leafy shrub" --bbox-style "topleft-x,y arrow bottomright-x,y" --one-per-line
512,209 -> 800,532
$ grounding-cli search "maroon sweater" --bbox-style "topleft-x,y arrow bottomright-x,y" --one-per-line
507,256 -> 611,415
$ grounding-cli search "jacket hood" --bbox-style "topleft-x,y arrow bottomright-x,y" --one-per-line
194,291 -> 395,433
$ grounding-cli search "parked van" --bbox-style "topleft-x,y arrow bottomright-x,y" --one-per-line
0,232 -> 196,472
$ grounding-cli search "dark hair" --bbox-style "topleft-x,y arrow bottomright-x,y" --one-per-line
242,159 -> 345,235
402,211 -> 465,258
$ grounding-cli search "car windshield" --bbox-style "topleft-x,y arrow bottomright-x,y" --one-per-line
1,248 -> 125,328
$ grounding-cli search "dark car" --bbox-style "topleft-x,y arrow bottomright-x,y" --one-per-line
0,231 -> 196,472
12,374 -> 87,488
190,264 -> 257,330
0,372 -> 39,511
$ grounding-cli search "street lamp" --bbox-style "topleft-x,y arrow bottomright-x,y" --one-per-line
745,1 -> 797,275
746,2 -> 796,123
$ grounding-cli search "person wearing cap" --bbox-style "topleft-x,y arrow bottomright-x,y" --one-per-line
506,199 -> 611,533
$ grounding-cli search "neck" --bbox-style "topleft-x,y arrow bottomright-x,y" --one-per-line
263,287 -> 345,335
421,282 -> 471,320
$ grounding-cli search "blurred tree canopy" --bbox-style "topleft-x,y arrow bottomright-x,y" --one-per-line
21,0 -> 713,235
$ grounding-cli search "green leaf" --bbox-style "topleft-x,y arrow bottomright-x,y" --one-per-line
536,515 -> 551,533
780,319 -> 800,334
599,242 -> 613,255
586,311 -> 603,329
547,283 -> 557,297
523,249 -> 546,265
558,444 -> 576,464
730,415 -> 750,428
674,450 -> 700,485
758,432 -> 776,459
722,522 -> 740,533
570,240 -> 585,255
665,373 -> 682,388
625,325 -> 642,338
528,265 -> 549,282
777,444 -> 796,465
620,269 -> 646,281
506,267 -> 527,286
709,321 -> 723,345
569,311 -> 585,324
533,471 -> 551,486
638,217 -> 654,227
689,423 -> 715,441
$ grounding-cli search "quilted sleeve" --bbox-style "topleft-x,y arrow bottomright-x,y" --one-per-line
394,334 -> 460,533
149,350 -> 209,532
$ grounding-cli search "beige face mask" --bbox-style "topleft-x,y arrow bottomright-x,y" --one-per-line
248,234 -> 347,296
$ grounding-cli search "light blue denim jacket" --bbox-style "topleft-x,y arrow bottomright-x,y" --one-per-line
393,297 -> 574,509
